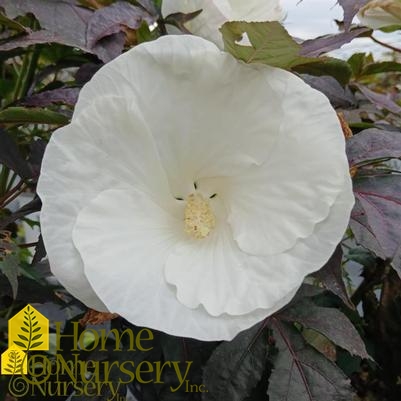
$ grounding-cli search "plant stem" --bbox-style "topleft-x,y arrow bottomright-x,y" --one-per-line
0,181 -> 27,208
13,46 -> 41,102
0,166 -> 10,196
370,35 -> 401,53
351,261 -> 388,306
18,241 -> 38,248
5,172 -> 18,193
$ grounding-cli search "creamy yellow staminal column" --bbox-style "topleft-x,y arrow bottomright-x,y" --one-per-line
184,193 -> 216,239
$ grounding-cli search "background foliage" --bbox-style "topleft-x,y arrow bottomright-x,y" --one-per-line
0,1 -> 401,400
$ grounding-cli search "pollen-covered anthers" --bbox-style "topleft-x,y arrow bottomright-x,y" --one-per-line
184,193 -> 216,239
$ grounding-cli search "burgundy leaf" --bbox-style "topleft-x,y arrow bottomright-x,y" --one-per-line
2,0 -> 91,49
0,0 -> 124,62
269,320 -> 353,401
136,0 -> 159,17
350,198 -> 386,259
346,128 -> 401,167
164,10 -> 203,33
351,175 -> 401,260
91,31 -> 125,63
21,88 -> 80,107
28,138 -> 47,179
279,299 -> 369,358
355,83 -> 401,114
338,0 -> 370,30
290,283 -> 325,304
87,1 -> 154,48
300,28 -> 369,57
75,63 -> 102,85
301,74 -> 355,108
203,322 -> 269,401
391,243 -> 401,278
31,234 -> 46,266
313,246 -> 354,309
0,30 -> 67,51
0,129 -> 32,179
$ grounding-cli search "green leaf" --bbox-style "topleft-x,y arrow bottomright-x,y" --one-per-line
347,247 -> 377,267
0,107 -> 69,125
380,24 -> 401,32
0,12 -> 27,32
362,61 -> 401,76
31,334 -> 42,341
203,322 -> 269,401
220,21 -> 313,69
347,53 -> 367,77
17,334 -> 28,342
293,57 -> 352,86
20,327 -> 29,333
269,321 -> 353,401
30,341 -> 43,349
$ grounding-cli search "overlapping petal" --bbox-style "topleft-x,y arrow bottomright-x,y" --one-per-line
221,69 -> 348,256
71,176 -> 352,340
72,188 -> 289,340
74,36 -> 285,197
165,176 -> 353,318
37,95 -> 176,309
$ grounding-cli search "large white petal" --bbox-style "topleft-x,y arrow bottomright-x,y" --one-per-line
164,209 -> 299,316
228,0 -> 285,21
37,96 -> 173,310
72,187 -> 300,340
72,174 -> 352,340
165,175 -> 353,316
223,70 -> 349,256
74,36 -> 286,198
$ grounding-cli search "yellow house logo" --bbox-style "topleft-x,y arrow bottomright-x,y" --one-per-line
0,306 -> 202,398
1,305 -> 49,375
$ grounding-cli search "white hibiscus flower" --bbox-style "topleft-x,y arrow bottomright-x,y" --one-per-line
37,35 -> 354,341
162,0 -> 285,47
358,0 -> 401,29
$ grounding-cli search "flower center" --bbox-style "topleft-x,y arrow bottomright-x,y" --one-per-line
184,193 -> 216,239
